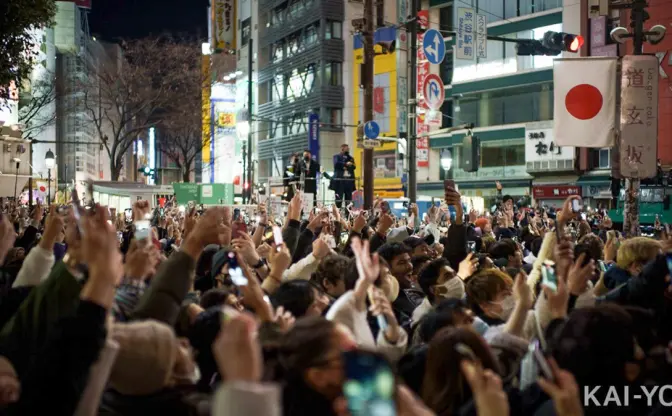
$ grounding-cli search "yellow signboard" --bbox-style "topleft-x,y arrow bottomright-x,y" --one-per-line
352,27 -> 401,191
202,55 -> 212,166
217,111 -> 236,127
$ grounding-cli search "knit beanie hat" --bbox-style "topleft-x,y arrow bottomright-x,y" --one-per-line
108,320 -> 179,396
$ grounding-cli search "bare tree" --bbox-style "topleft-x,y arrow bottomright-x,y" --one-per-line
76,36 -> 200,180
157,101 -> 204,182
18,72 -> 57,140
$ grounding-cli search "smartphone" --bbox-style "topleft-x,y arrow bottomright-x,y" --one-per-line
571,199 -> 582,213
124,209 -> 133,222
598,260 -> 608,273
580,212 -> 587,221
467,241 -> 476,253
273,226 -> 284,251
233,208 -> 241,222
70,187 -> 85,236
342,350 -> 396,416
541,261 -> 558,292
134,220 -> 151,240
380,201 -> 390,214
231,221 -> 248,239
444,179 -> 456,191
531,339 -> 554,381
227,252 -> 248,286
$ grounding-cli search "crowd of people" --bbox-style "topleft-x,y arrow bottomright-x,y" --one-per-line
0,181 -> 670,416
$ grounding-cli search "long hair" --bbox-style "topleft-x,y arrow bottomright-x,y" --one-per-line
421,327 -> 500,416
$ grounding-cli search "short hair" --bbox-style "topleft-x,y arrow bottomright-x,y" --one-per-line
199,288 -> 233,309
271,280 -> 320,318
577,233 -> 605,262
502,195 -> 514,204
488,239 -> 516,260
417,299 -> 469,344
529,236 -> 543,258
313,254 -> 350,289
616,237 -> 661,270
418,258 -> 450,301
341,143 -> 349,148
303,149 -> 311,154
377,242 -> 411,264
465,269 -> 513,309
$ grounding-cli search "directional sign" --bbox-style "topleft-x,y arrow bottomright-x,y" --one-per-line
362,139 -> 382,149
422,74 -> 445,111
422,29 -> 446,65
364,121 -> 380,139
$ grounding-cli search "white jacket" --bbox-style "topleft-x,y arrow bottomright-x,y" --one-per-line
13,246 -> 55,288
326,291 -> 408,363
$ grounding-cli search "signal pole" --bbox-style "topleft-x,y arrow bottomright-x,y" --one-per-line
362,0 -> 375,209
407,0 -> 419,203
622,0 -> 648,237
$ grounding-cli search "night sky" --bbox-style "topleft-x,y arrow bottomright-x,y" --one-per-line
88,0 -> 209,40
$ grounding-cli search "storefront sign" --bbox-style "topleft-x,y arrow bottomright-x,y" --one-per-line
525,125 -> 574,164
619,55 -> 658,179
417,136 -> 429,167
533,185 -> 581,199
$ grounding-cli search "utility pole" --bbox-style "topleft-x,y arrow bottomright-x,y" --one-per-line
246,38 -> 254,204
362,0 -> 375,209
407,0 -> 419,203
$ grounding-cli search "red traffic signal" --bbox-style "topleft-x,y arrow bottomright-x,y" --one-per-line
542,31 -> 584,53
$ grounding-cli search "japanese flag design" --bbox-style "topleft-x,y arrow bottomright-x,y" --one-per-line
553,57 -> 617,148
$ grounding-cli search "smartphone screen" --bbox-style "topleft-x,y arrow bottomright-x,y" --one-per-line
571,199 -> 582,213
467,241 -> 476,253
531,340 -> 554,381
380,201 -> 390,214
343,350 -> 396,416
228,252 -> 248,286
273,226 -> 284,251
135,220 -> 150,240
233,208 -> 241,222
541,261 -> 558,292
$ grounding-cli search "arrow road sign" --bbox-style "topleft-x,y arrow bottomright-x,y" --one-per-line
422,29 -> 446,65
364,121 -> 380,139
422,74 -> 445,111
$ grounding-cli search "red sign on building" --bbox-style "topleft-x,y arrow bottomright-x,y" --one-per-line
532,185 -> 581,199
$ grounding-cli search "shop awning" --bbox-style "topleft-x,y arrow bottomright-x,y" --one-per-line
576,174 -> 611,186
532,175 -> 580,186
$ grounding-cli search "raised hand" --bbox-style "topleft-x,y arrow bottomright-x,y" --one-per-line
461,360 -> 509,416
0,215 -> 16,266
457,253 -> 478,281
233,231 -> 261,266
182,207 -> 231,260
567,253 -> 595,296
352,212 -> 367,233
39,205 -> 65,251
312,237 -> 332,260
212,312 -> 262,383
287,193 -> 302,223
537,358 -> 583,416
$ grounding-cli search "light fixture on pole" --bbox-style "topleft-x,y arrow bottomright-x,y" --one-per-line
237,108 -> 251,203
440,149 -> 453,172
45,149 -> 55,204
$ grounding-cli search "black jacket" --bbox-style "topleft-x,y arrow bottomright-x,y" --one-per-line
299,159 -> 320,195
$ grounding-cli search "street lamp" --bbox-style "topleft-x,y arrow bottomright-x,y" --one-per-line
440,149 -> 453,172
236,108 -> 251,203
45,149 -> 55,204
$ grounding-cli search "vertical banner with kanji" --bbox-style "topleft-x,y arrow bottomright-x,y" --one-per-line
212,0 -> 237,51
619,55 -> 658,179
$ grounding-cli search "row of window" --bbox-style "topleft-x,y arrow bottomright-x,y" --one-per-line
269,21 -> 342,64
455,0 -> 563,24
268,62 -> 342,102
261,107 -> 343,140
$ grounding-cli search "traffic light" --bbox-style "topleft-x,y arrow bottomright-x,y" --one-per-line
139,166 -> 156,177
542,31 -> 584,53
515,40 -> 560,56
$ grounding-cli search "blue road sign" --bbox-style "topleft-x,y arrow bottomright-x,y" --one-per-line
422,29 -> 446,65
364,121 -> 380,139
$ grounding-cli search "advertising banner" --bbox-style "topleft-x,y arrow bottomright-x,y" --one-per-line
213,0 -> 237,51
308,112 -> 320,161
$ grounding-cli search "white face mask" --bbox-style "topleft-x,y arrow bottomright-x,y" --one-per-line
173,364 -> 201,385
494,295 -> 516,320
435,278 -> 465,300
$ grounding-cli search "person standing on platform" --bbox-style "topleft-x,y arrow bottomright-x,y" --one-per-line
331,144 -> 355,208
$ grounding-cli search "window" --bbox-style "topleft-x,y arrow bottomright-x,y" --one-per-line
325,21 -> 342,40
328,108 -> 343,128
481,144 -> 525,168
591,148 -> 611,169
325,62 -> 342,86
271,41 -> 284,63
305,24 -> 318,46
455,82 -> 553,127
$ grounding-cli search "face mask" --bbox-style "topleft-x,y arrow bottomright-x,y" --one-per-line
304,156 -> 310,162
472,316 -> 490,336
343,151 -> 350,157
493,295 -> 516,320
173,364 -> 201,385
435,278 -> 465,300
